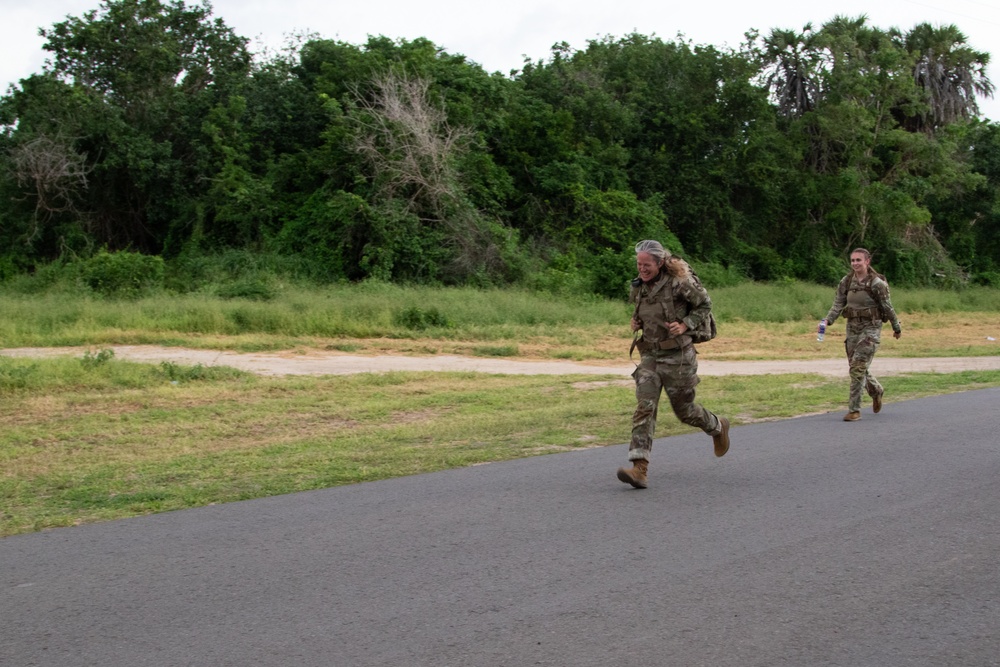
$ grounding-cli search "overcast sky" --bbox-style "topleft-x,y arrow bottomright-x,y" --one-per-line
3,0 -> 1000,119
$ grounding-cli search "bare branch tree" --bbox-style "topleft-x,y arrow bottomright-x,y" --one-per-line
352,70 -> 471,217
350,69 -> 509,280
8,135 -> 91,242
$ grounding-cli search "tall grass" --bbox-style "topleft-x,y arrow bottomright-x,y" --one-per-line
711,281 -> 1000,322
0,279 -> 997,349
0,283 -> 629,346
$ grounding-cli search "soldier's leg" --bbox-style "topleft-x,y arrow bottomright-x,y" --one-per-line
629,358 -> 663,462
844,332 -> 862,413
865,372 -> 884,398
848,335 -> 880,412
662,350 -> 720,434
666,382 -> 720,433
665,374 -> 731,456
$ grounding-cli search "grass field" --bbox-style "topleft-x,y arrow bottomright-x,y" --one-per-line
1,281 -> 998,536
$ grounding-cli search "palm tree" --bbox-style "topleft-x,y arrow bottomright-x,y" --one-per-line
901,23 -> 995,131
759,24 -> 823,119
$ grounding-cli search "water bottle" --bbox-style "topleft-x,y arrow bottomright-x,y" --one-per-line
817,320 -> 826,342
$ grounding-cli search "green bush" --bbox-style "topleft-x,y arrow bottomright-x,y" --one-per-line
216,278 -> 278,301
80,251 -> 165,297
971,271 -> 1000,287
0,359 -> 40,391
1,260 -> 77,294
690,261 -> 747,289
392,306 -> 453,330
80,348 -> 115,369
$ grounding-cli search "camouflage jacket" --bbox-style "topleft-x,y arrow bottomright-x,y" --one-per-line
825,272 -> 901,332
630,270 -> 713,350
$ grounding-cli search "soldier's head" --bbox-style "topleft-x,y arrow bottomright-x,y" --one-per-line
635,240 -> 670,282
850,248 -> 872,275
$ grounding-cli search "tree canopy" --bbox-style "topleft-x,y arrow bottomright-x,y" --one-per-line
2,1 -> 998,291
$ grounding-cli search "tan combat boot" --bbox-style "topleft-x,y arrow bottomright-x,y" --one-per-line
712,417 -> 730,457
617,459 -> 649,489
872,390 -> 883,414
843,411 -> 861,421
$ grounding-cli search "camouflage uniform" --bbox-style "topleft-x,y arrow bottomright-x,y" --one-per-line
824,272 -> 902,413
628,270 -> 722,461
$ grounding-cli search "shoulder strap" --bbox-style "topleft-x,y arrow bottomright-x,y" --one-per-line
839,273 -> 852,292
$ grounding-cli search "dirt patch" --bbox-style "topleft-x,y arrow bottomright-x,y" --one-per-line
3,345 -> 1000,378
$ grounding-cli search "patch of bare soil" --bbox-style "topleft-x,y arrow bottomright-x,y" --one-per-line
3,345 -> 1000,378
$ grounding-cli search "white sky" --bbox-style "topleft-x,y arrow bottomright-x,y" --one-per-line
3,0 -> 1000,119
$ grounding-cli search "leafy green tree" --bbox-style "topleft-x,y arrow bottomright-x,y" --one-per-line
498,33 -> 787,273
1,0 -> 251,261
924,121 -> 1000,282
271,36 -> 522,284
754,15 -> 992,283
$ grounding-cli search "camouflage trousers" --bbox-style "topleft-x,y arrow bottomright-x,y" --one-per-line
629,347 -> 721,461
845,320 -> 884,413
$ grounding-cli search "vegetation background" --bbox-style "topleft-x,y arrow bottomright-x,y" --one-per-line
2,0 -> 1000,295
2,1 -> 999,537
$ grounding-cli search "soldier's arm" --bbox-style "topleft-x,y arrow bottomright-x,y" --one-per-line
678,278 -> 712,331
872,280 -> 902,334
824,279 -> 848,325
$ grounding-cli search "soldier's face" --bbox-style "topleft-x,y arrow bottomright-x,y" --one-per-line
636,252 -> 661,282
850,252 -> 869,273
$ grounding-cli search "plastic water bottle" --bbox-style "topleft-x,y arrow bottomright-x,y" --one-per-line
817,320 -> 826,342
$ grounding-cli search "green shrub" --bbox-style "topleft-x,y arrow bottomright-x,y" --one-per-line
216,278 -> 278,301
0,359 -> 40,391
587,249 -> 636,300
392,306 -> 453,330
2,260 -> 77,294
971,271 -> 1000,287
80,251 -> 164,297
690,261 -> 747,289
80,348 -> 115,369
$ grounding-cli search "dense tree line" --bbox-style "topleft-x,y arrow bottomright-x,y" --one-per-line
2,0 -> 998,295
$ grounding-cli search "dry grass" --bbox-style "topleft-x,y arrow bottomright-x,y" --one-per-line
208,312 -> 999,362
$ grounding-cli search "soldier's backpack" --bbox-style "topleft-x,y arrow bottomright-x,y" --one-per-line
686,272 -> 718,343
688,309 -> 718,343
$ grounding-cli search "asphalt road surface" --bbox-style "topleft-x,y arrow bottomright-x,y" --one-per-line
2,388 -> 999,667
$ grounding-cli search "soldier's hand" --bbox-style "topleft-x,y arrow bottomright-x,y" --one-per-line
631,317 -> 642,332
894,330 -> 901,340
667,321 -> 688,336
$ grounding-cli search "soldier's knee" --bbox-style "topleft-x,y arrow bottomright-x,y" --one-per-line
666,387 -> 695,410
633,398 -> 657,420
635,376 -> 661,401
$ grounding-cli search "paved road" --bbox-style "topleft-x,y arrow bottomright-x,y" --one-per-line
2,388 -> 998,667
4,345 -> 1000,376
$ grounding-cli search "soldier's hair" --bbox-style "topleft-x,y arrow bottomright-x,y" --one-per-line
635,240 -> 690,278
634,240 -> 671,264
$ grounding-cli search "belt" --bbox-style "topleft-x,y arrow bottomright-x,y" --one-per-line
844,306 -> 880,320
635,335 -> 692,353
